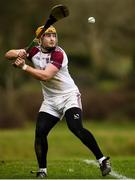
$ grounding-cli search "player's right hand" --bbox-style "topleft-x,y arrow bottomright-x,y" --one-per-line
13,57 -> 26,69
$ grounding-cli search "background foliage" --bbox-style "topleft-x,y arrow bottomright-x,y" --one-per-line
0,0 -> 135,128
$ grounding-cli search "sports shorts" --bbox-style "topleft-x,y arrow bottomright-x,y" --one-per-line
39,91 -> 82,119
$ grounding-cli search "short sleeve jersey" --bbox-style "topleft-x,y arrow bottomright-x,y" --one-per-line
27,46 -> 79,97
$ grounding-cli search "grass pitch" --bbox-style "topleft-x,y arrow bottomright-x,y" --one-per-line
0,158 -> 135,179
0,121 -> 135,179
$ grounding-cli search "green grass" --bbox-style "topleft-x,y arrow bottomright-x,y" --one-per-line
0,121 -> 135,178
1,158 -> 135,179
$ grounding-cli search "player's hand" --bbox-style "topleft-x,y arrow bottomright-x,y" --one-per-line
5,49 -> 27,60
12,49 -> 27,67
17,49 -> 27,58
13,57 -> 26,69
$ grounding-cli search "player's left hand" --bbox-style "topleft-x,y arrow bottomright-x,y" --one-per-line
18,49 -> 27,59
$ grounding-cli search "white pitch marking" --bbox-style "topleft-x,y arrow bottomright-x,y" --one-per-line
83,159 -> 132,179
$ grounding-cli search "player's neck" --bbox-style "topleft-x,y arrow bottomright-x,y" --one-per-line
41,46 -> 56,53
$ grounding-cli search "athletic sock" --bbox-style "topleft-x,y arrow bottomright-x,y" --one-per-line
39,168 -> 47,174
98,156 -> 106,164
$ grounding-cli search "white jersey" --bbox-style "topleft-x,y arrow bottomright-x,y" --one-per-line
27,46 -> 79,98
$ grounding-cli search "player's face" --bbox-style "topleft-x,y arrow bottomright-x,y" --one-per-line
41,33 -> 57,48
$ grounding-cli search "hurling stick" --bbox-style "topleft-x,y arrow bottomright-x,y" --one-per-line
26,4 -> 69,52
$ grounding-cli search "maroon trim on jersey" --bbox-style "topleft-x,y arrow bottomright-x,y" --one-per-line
27,47 -> 39,61
51,50 -> 63,69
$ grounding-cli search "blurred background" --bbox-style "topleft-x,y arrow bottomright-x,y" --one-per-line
0,0 -> 135,128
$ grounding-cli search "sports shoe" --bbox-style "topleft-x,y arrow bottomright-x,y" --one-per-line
100,157 -> 111,176
36,171 -> 47,178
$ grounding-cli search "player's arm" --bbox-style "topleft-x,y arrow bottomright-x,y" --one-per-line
5,49 -> 27,60
14,57 -> 59,81
25,63 -> 59,80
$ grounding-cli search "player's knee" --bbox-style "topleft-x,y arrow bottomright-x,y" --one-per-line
68,125 -> 83,137
35,127 -> 48,138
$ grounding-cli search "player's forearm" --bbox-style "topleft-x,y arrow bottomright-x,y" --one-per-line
5,50 -> 21,60
5,49 -> 26,60
23,65 -> 53,81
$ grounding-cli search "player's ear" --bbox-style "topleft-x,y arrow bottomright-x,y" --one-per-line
38,37 -> 43,45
